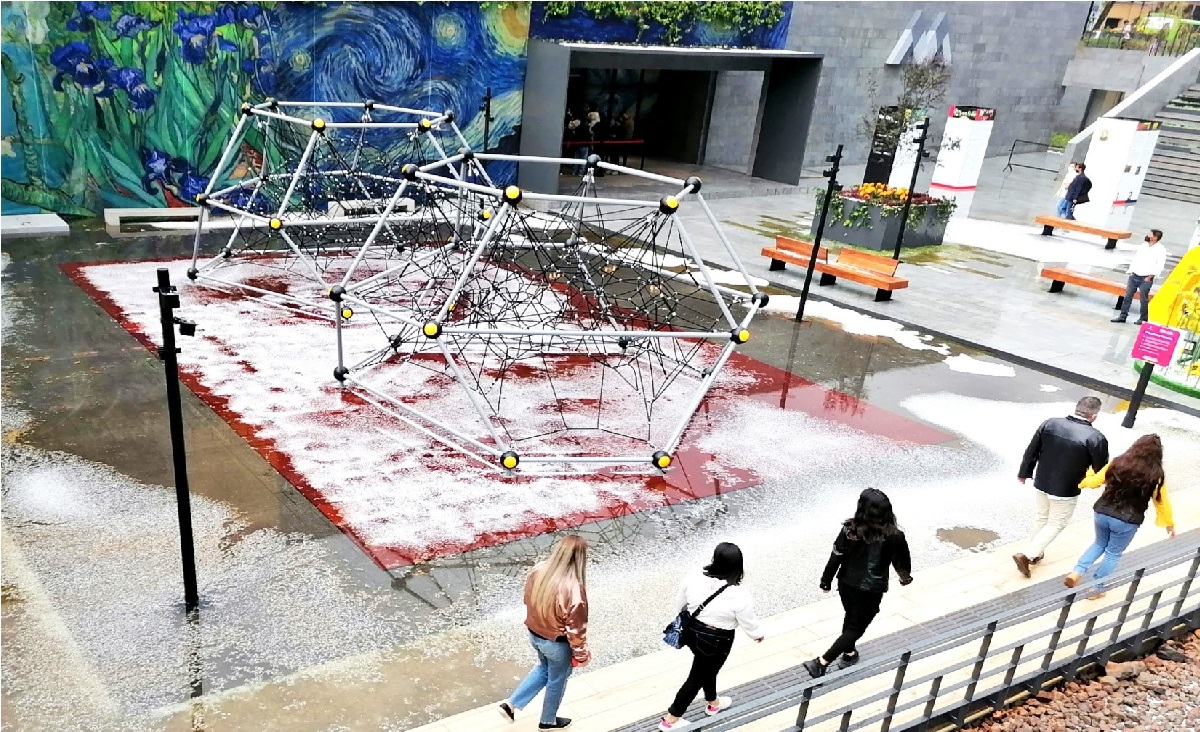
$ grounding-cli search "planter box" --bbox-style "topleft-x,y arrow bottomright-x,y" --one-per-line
825,198 -> 948,251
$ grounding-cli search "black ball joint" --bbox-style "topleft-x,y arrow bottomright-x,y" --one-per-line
328,285 -> 345,302
751,292 -> 769,308
186,267 -> 199,280
685,176 -> 702,193
333,366 -> 349,382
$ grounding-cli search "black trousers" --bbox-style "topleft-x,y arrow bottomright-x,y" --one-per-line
668,622 -> 735,717
822,585 -> 884,662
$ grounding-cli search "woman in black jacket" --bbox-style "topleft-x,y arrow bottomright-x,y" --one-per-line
804,488 -> 912,678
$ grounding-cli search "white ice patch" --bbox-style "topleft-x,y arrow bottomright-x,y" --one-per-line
1039,384 -> 1062,392
1,444 -> 402,725
761,295 -> 950,354
944,354 -> 1017,377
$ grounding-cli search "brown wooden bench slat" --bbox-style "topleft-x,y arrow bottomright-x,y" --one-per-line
1034,216 -> 1132,251
774,236 -> 825,258
1040,266 -> 1152,310
765,236 -> 908,302
835,249 -> 901,276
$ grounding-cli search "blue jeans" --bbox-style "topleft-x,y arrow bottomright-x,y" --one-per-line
1073,513 -> 1140,589
1118,273 -> 1153,321
508,631 -> 574,724
1056,197 -> 1075,219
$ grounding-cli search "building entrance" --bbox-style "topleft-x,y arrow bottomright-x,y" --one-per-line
564,68 -> 714,168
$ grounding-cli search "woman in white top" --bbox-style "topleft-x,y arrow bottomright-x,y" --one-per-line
660,543 -> 763,731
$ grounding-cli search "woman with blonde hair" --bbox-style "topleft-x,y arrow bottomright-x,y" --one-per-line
1065,434 -> 1175,598
498,535 -> 590,730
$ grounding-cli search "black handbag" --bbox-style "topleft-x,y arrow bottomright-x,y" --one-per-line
663,584 -> 729,649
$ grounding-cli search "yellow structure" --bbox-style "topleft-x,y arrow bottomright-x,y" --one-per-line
1147,247 -> 1200,395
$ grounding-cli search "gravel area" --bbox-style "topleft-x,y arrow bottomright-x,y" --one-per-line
975,630 -> 1200,732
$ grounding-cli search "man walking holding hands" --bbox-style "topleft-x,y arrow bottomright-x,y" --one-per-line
1112,229 -> 1168,325
1013,396 -> 1110,578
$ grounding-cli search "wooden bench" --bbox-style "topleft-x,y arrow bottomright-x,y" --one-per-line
1034,216 -> 1132,250
1040,266 -> 1154,310
760,236 -> 910,302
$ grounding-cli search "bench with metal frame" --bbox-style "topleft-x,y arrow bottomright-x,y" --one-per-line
761,235 -> 910,302
1041,265 -> 1155,311
1035,215 -> 1132,250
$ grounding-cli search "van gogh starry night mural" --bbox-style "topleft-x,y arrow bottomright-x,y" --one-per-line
0,1 -> 530,214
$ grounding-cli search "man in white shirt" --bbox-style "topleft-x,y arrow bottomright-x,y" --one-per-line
1112,229 -> 1168,325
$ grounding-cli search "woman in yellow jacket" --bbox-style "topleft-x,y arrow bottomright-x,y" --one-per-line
1064,434 -> 1175,597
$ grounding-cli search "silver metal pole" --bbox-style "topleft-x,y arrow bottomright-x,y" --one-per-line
273,131 -> 322,219
663,341 -> 737,453
435,339 -> 510,450
672,217 -> 739,329
337,180 -> 412,288
693,192 -> 763,297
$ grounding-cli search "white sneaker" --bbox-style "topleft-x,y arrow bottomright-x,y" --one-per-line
659,717 -> 691,731
705,696 -> 732,716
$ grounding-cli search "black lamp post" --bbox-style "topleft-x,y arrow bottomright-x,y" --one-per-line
154,268 -> 200,614
480,87 -> 495,153
796,145 -> 843,323
892,117 -> 931,261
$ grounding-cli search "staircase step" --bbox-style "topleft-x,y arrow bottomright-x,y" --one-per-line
1140,184 -> 1200,204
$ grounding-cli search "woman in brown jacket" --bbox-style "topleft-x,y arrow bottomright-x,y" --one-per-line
498,535 -> 590,730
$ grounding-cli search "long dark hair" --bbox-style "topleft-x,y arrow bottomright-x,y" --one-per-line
848,488 -> 901,544
703,542 -> 745,585
1103,435 -> 1165,512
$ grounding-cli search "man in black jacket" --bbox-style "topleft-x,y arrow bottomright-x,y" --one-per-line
1055,162 -> 1091,220
1013,396 -> 1109,578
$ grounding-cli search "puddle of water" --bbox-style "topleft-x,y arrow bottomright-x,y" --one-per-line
936,526 -> 1001,551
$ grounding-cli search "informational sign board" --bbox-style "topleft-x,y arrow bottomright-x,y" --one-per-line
1130,322 -> 1182,368
1077,118 -> 1161,228
887,109 -> 930,190
929,105 -> 995,217
863,106 -> 900,185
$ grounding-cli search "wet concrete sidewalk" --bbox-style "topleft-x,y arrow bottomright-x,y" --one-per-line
674,153 -> 1200,415
408,486 -> 1200,732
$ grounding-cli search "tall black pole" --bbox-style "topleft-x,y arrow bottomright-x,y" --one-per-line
796,145 -> 843,323
1122,363 -> 1154,428
155,268 -> 199,614
480,86 -> 494,153
892,117 -> 931,261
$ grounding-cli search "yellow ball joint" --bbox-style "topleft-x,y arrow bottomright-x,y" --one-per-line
502,185 -> 522,206
268,218 -> 283,230
419,118 -> 433,131
401,163 -> 419,181
479,208 -> 493,221
652,451 -> 672,470
340,306 -> 354,320
239,102 -> 254,116
311,118 -> 326,132
500,451 -> 520,470
194,193 -> 208,205
422,321 -> 442,339
731,328 -> 750,344
659,195 -> 679,215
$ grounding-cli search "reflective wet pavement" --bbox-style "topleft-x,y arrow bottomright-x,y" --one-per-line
3,222 -> 1199,731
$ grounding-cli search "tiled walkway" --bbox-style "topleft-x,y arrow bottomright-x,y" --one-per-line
410,486 -> 1200,732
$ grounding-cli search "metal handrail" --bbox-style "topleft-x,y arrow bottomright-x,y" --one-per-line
1003,139 -> 1061,174
692,538 -> 1200,732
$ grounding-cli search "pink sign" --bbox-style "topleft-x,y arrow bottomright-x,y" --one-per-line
1130,322 -> 1181,368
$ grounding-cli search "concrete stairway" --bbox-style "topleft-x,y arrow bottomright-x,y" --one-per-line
1143,76 -> 1200,204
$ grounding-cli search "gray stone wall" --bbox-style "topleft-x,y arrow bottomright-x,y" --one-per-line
704,70 -> 766,174
784,1 -> 1091,170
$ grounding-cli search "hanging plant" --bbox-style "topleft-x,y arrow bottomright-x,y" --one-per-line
542,1 -> 785,44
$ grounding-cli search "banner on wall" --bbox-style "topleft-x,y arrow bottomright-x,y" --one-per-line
929,105 -> 995,217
